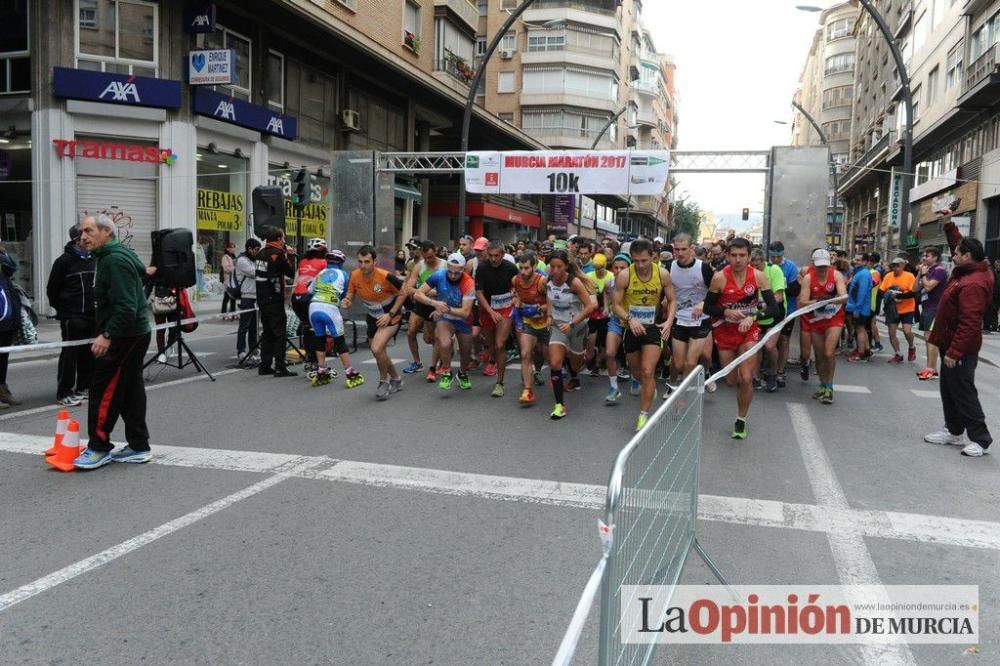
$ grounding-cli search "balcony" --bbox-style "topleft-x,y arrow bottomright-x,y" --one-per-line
521,44 -> 618,71
633,79 -> 659,97
839,132 -> 892,191
520,91 -> 617,113
529,0 -> 618,16
434,50 -> 475,86
958,43 -> 1000,109
523,3 -> 618,32
522,128 -> 617,150
433,0 -> 479,32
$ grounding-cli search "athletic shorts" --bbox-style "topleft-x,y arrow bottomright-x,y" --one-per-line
852,313 -> 873,327
309,303 -> 344,339
780,317 -> 796,337
411,300 -> 436,321
479,306 -> 513,333
437,315 -> 472,336
714,321 -> 761,352
671,320 -> 712,343
622,323 -> 664,355
607,317 -> 623,337
803,312 -> 846,335
550,320 -> 588,355
919,309 -> 936,332
365,312 -> 401,339
521,324 -> 550,344
885,309 -> 914,326
292,296 -> 311,326
588,317 -> 608,347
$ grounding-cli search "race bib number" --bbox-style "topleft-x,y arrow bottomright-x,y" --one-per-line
366,303 -> 385,318
628,305 -> 656,325
812,303 -> 841,321
490,293 -> 513,310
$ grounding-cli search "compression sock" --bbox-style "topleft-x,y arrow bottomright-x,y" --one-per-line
551,368 -> 564,404
609,375 -> 619,390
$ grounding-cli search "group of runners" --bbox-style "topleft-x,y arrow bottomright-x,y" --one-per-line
288,232 -> 859,439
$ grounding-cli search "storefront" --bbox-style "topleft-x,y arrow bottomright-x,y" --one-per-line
0,125 -> 33,297
429,200 -> 541,245
196,151 -> 248,296
910,168 -> 978,254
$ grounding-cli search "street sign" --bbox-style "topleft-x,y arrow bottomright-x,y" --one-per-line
887,167 -> 902,229
464,150 -> 670,196
188,49 -> 235,86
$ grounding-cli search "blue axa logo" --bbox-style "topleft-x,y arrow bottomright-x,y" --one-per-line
99,80 -> 140,103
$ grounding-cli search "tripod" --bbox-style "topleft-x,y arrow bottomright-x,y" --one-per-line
144,319 -> 216,381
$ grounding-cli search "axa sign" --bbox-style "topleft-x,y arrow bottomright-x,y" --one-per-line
52,67 -> 181,109
192,88 -> 297,140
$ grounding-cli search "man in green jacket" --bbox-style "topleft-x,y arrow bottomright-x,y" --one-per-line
74,213 -> 153,470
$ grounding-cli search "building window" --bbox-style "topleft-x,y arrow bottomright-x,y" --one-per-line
501,32 -> 517,52
527,30 -> 565,52
478,0 -> 488,15
824,53 -> 854,75
501,0 -> 518,9
76,0 -> 157,77
0,0 -> 29,94
285,59 -> 338,146
203,25 -> 252,101
827,17 -> 852,41
498,71 -> 515,93
523,66 -> 616,101
971,11 -> 1000,60
265,50 -> 284,111
522,109 -> 612,142
927,66 -> 939,106
822,85 -> 853,109
498,112 -> 515,124
476,37 -> 487,56
913,11 -> 928,54
404,0 -> 421,40
434,17 -> 475,82
945,42 -> 963,90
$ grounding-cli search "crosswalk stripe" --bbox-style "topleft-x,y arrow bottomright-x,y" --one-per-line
911,389 -> 939,399
832,384 -> 871,394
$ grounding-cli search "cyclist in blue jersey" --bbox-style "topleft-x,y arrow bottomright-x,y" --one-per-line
308,250 -> 364,388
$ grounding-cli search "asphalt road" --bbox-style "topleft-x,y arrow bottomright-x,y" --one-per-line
1,316 -> 998,664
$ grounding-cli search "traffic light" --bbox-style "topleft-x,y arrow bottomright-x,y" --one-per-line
292,168 -> 310,207
741,208 -> 750,221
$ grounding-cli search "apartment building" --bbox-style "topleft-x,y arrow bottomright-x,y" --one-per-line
0,0 -> 549,310
838,0 -> 1000,260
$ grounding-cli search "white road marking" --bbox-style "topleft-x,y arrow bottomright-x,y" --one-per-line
3,433 -> 1000,553
360,358 -> 407,365
788,403 -> 915,664
145,351 -> 217,358
911,389 -> 939,399
0,456 -> 319,613
0,369 -> 242,422
832,384 -> 871,394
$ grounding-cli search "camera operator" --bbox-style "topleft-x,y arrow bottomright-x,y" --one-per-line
255,226 -> 297,377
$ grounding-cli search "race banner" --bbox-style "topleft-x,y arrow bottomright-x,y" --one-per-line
464,150 -> 670,196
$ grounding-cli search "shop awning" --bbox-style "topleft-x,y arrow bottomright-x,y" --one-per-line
394,180 -> 423,203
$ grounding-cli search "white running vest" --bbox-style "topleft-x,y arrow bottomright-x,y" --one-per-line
671,259 -> 709,327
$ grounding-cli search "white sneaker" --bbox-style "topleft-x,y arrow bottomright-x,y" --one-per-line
961,442 -> 986,457
924,429 -> 967,446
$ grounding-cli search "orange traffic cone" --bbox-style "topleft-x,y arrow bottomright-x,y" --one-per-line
46,419 -> 81,472
44,410 -> 71,456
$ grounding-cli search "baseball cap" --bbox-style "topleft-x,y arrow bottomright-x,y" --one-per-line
654,236 -> 664,244
447,252 -> 467,267
889,257 -> 906,266
69,225 -> 82,241
473,237 -> 489,251
811,249 -> 831,266
768,241 -> 785,256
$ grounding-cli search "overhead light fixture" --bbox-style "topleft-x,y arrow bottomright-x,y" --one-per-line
195,153 -> 203,158
217,164 -> 228,168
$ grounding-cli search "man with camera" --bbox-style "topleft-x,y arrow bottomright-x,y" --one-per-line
255,226 -> 296,377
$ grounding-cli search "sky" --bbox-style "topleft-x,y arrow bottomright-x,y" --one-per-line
646,0 -> 825,227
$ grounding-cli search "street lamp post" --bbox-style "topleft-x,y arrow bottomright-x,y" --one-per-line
457,0 -> 539,234
798,2 -> 914,253
791,101 -> 841,247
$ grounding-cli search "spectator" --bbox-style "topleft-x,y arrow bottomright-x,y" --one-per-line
394,250 -> 408,280
73,213 -> 152,469
234,239 -> 260,361
0,247 -> 23,409
916,246 -> 948,380
255,226 -> 297,377
984,257 -> 1000,333
220,242 -> 237,317
46,224 -> 96,407
880,257 -> 918,363
195,236 -> 210,297
924,208 -> 995,457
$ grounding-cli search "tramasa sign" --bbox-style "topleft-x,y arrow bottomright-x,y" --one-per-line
52,139 -> 178,165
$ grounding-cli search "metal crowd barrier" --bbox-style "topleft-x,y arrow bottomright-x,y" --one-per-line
554,295 -> 850,665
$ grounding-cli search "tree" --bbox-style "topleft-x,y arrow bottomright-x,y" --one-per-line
671,199 -> 702,240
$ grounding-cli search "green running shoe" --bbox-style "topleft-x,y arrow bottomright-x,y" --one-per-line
491,383 -> 504,398
457,372 -> 472,390
550,403 -> 567,420
438,371 -> 453,391
635,414 -> 648,432
732,419 -> 748,440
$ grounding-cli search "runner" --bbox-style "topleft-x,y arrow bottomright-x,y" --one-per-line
799,249 -> 847,404
414,253 -> 477,392
668,233 -> 714,393
916,246 -> 948,380
846,254 -> 875,363
401,240 -> 443,380
546,249 -> 595,420
750,248 -> 786,393
613,238 -> 676,432
307,250 -> 364,388
585,252 -> 613,377
475,240 -> 519,397
603,253 -> 632,404
704,238 -> 778,439
880,257 -> 918,364
512,252 -> 549,406
291,238 -> 329,371
867,253 -> 884,352
768,241 -> 800,388
342,245 -> 407,400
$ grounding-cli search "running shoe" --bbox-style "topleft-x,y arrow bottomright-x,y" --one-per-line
566,378 -> 582,392
589,366 -> 602,377
961,442 -> 986,457
820,388 -> 834,405
491,383 -> 504,398
389,378 -> 404,393
273,368 -> 297,378
403,361 -> 423,374
426,366 -> 438,383
731,419 -> 747,440
924,429 -> 966,446
437,371 -> 453,391
636,414 -> 649,432
111,447 -> 152,464
617,368 -> 630,380
846,353 -> 871,363
375,381 -> 391,401
799,363 -> 809,381
765,375 -> 778,393
812,387 -> 825,400
73,448 -> 113,470
483,363 -> 497,377
519,388 -> 536,406
776,373 -> 786,388
506,349 -> 518,364
550,403 -> 567,420
907,346 -> 917,362
56,395 -> 83,407
872,342 -> 884,352
466,358 -> 482,372
71,391 -> 89,402
917,367 -> 938,380
533,370 -> 545,386
888,354 -> 903,364
457,372 -> 472,390
752,376 -> 764,391
479,351 -> 491,365
629,379 -> 641,396
605,387 -> 621,404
